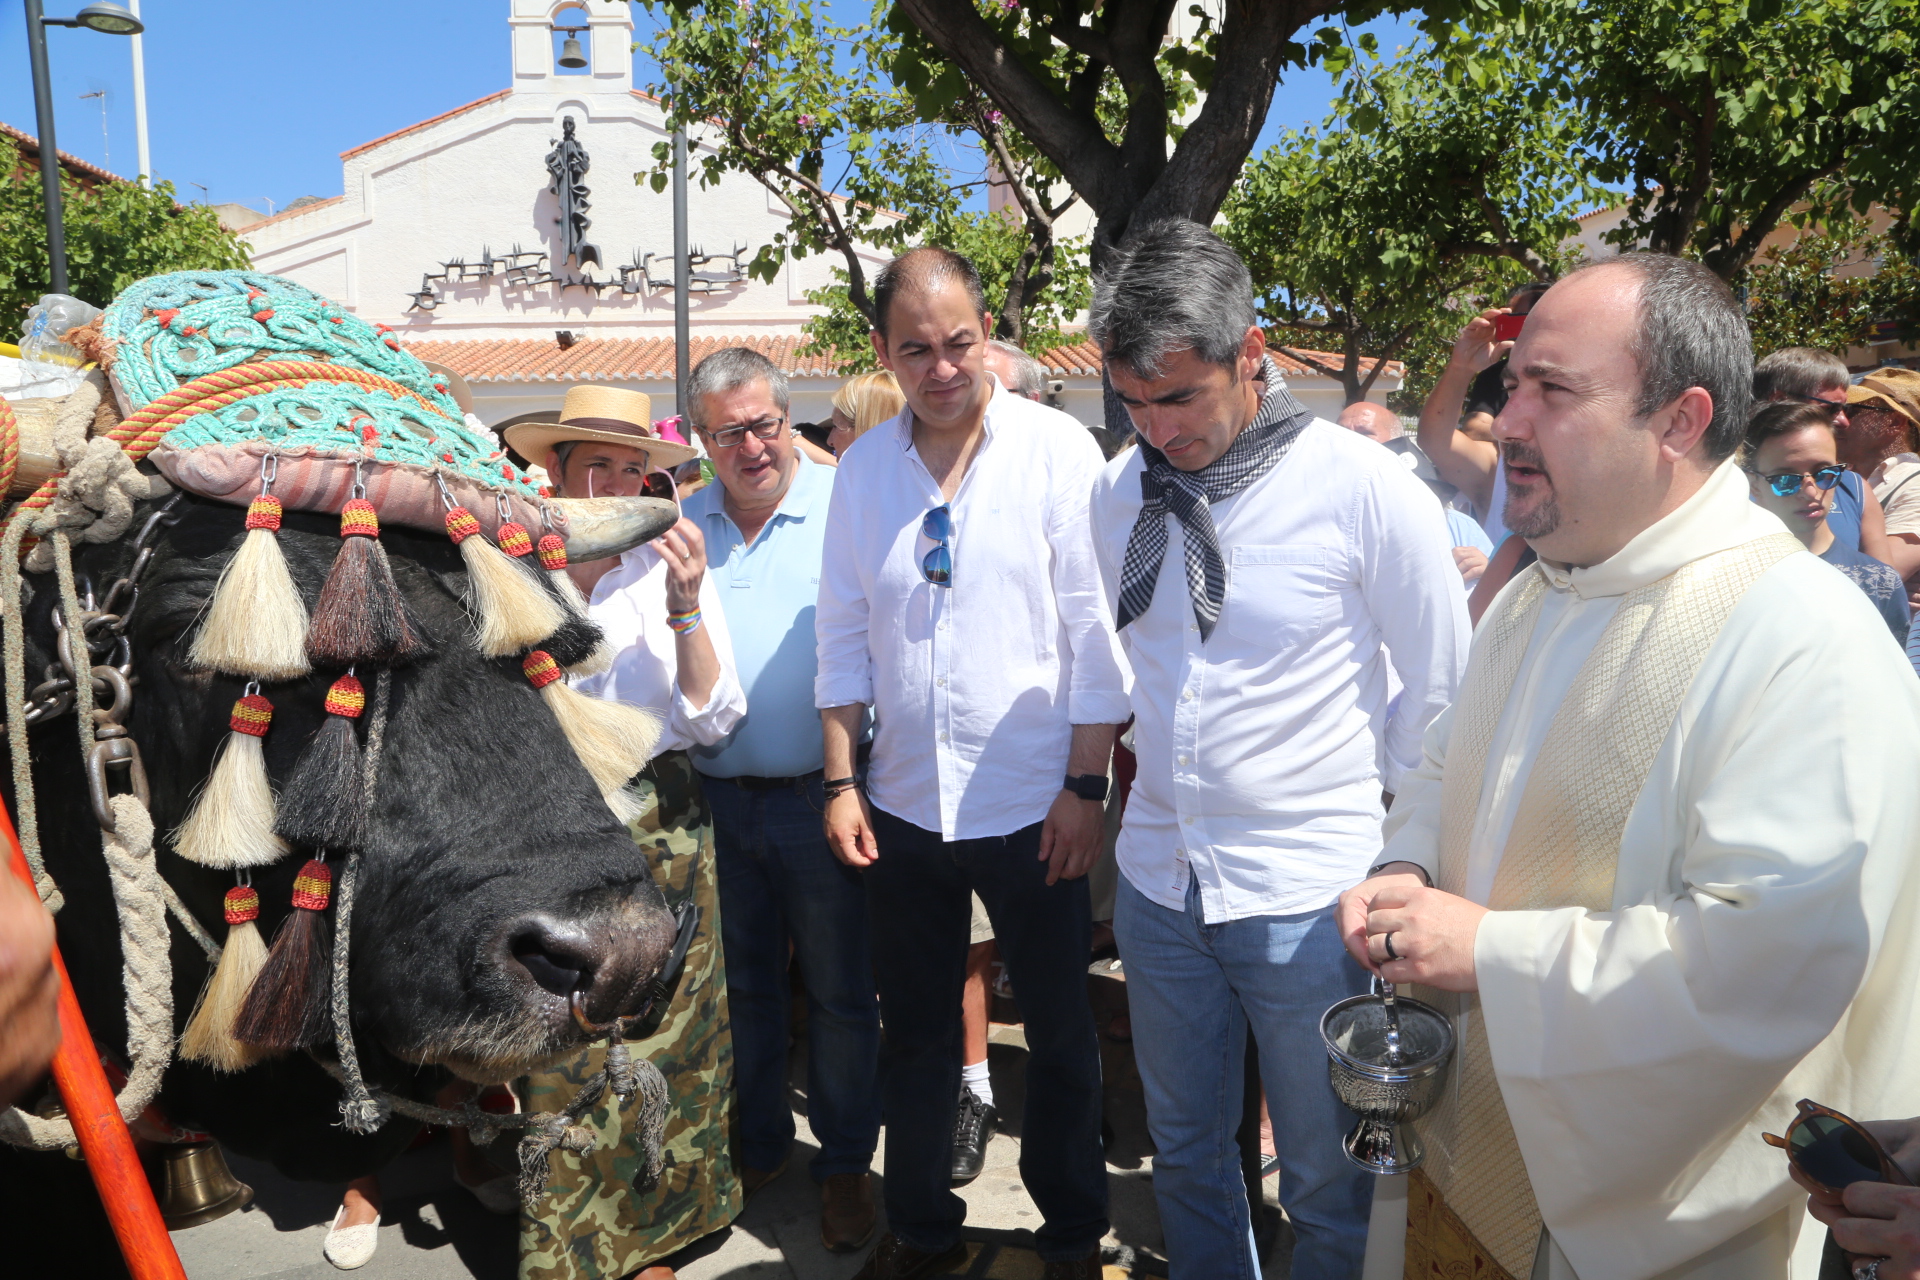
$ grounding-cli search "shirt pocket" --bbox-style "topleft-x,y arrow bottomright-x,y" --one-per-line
1225,545 -> 1334,648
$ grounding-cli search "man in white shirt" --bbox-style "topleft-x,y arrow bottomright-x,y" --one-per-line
1341,254 -> 1920,1279
816,247 -> 1132,1280
1089,220 -> 1470,1280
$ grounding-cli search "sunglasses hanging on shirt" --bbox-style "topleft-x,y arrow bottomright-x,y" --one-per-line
921,504 -> 953,586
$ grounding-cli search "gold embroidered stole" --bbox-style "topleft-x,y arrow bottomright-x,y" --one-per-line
1408,533 -> 1798,1280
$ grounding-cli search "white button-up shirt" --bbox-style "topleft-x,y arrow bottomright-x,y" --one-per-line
815,381 -> 1132,840
1091,420 -> 1469,921
576,543 -> 747,755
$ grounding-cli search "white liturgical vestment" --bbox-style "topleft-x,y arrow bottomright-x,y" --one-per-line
1379,460 -> 1920,1280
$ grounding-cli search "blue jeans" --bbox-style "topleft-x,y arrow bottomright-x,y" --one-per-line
705,774 -> 881,1180
1114,875 -> 1372,1280
865,806 -> 1108,1262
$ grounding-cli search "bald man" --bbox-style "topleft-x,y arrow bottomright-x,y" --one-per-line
1338,401 -> 1401,444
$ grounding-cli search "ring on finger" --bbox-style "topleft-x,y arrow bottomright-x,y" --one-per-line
1383,931 -> 1400,962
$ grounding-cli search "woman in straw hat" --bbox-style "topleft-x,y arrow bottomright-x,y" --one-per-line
505,386 -> 746,1280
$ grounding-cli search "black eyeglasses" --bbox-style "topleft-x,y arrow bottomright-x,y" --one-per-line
921,505 -> 952,586
1763,1099 -> 1908,1194
703,416 -> 786,450
1751,464 -> 1847,498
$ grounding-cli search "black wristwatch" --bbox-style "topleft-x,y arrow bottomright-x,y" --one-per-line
1063,773 -> 1109,802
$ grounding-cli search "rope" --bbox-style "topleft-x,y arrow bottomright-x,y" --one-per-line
1,361 -> 445,547
0,513 -> 54,910
0,395 -> 19,498
50,533 -> 98,792
0,793 -> 172,1149
332,670 -> 391,1135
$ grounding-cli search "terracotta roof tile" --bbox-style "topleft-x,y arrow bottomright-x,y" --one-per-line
404,335 -> 1400,383
1,119 -> 126,186
244,194 -> 345,231
341,89 -> 513,161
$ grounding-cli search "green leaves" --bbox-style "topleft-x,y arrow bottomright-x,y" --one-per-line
0,139 -> 250,321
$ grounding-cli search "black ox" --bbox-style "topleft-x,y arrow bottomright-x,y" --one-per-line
0,491 -> 679,1272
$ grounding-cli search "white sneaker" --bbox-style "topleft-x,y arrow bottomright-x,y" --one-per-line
323,1202 -> 380,1270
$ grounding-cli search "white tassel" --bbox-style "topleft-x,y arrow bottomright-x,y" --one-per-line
174,694 -> 287,869
179,883 -> 272,1072
523,651 -> 661,818
189,494 -> 310,680
446,507 -> 564,656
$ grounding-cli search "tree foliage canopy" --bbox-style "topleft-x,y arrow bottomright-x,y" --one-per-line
0,140 -> 250,322
1222,40 -> 1598,403
1426,0 -> 1920,278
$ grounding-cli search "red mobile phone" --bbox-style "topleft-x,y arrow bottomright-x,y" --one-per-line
1492,312 -> 1526,343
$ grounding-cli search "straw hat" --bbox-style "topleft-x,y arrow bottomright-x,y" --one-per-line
1846,367 -> 1920,428
501,385 -> 700,469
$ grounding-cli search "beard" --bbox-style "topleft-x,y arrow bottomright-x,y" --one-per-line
1501,441 -> 1562,539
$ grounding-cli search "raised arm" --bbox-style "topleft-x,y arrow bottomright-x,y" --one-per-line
1416,311 -> 1510,516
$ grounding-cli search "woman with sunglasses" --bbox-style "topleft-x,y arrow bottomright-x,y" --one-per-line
503,385 -> 748,1280
1745,400 -> 1912,642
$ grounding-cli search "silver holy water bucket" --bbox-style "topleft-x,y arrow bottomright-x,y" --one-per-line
1320,975 -> 1455,1174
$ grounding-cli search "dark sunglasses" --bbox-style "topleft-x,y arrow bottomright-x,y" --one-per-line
1763,1098 -> 1909,1194
921,505 -> 952,586
1752,464 -> 1847,498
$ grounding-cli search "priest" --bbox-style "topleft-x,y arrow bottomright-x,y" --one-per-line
1339,253 -> 1920,1280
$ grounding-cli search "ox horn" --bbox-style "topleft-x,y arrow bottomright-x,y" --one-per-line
551,497 -> 681,562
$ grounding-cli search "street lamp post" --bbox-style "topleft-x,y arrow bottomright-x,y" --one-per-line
21,1 -> 146,294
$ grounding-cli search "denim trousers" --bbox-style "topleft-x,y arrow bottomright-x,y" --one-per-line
705,774 -> 882,1180
1114,875 -> 1373,1280
865,805 -> 1109,1261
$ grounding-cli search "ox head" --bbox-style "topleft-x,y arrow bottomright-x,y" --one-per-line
25,491 -> 682,1090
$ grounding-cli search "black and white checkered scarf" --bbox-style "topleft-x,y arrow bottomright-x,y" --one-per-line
1115,357 -> 1314,638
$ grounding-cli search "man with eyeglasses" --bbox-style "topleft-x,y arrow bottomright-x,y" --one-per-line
815,247 -> 1130,1280
674,347 -> 883,1256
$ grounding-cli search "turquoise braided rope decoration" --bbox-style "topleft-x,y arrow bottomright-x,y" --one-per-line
102,270 -> 463,418
163,384 -> 541,496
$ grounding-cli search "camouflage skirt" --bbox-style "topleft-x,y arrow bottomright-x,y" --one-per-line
520,750 -> 743,1279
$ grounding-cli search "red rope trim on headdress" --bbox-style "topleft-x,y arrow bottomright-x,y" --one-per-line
223,885 -> 260,925
323,674 -> 366,718
229,694 -> 273,737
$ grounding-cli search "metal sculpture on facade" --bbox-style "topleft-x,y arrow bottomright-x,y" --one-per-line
544,116 -> 600,271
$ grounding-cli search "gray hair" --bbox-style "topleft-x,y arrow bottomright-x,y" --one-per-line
1089,219 -> 1258,379
1567,254 -> 1752,462
686,346 -> 790,429
989,339 -> 1046,398
1753,346 -> 1850,402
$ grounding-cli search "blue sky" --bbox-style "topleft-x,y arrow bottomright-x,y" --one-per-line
0,1 -> 1417,215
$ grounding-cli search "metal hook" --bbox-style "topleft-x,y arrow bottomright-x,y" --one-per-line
350,457 -> 367,501
431,471 -> 457,513
259,452 -> 279,492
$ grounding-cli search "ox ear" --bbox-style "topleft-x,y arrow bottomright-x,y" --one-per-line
551,497 -> 680,562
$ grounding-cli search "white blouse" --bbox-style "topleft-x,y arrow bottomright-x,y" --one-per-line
574,542 -> 746,755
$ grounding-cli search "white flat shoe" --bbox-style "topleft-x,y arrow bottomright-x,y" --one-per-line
459,1172 -> 519,1215
323,1203 -> 380,1270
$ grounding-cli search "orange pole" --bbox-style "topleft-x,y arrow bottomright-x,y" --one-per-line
3,801 -> 187,1280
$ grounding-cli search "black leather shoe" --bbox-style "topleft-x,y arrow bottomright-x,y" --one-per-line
851,1233 -> 969,1279
950,1085 -> 996,1187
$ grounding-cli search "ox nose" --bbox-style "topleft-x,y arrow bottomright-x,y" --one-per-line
506,913 -> 662,1025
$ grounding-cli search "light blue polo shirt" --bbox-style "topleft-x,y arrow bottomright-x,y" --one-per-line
685,452 -> 853,779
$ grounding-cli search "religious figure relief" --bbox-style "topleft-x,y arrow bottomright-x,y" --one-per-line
545,116 -> 600,269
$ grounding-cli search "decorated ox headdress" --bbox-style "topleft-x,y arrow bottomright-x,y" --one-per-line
45,270 -> 672,1070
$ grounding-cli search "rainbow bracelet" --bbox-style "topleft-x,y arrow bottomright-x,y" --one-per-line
666,607 -> 702,635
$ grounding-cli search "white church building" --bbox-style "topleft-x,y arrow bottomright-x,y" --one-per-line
241,0 -> 1391,427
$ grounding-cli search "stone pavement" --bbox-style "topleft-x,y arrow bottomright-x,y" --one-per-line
171,972 -> 1300,1279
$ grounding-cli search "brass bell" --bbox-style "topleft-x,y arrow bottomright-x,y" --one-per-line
152,1140 -> 253,1230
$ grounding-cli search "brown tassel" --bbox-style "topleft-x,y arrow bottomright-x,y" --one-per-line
190,490 -> 311,681
308,498 -> 433,667
174,693 -> 287,869
274,674 -> 368,852
446,507 -> 564,657
179,881 -> 272,1071
536,533 -> 612,675
523,650 -> 660,820
234,858 -> 334,1051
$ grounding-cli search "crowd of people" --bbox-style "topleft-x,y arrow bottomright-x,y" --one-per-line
6,220 -> 1918,1280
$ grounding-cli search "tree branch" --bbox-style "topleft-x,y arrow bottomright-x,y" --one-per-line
1709,163 -> 1841,280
